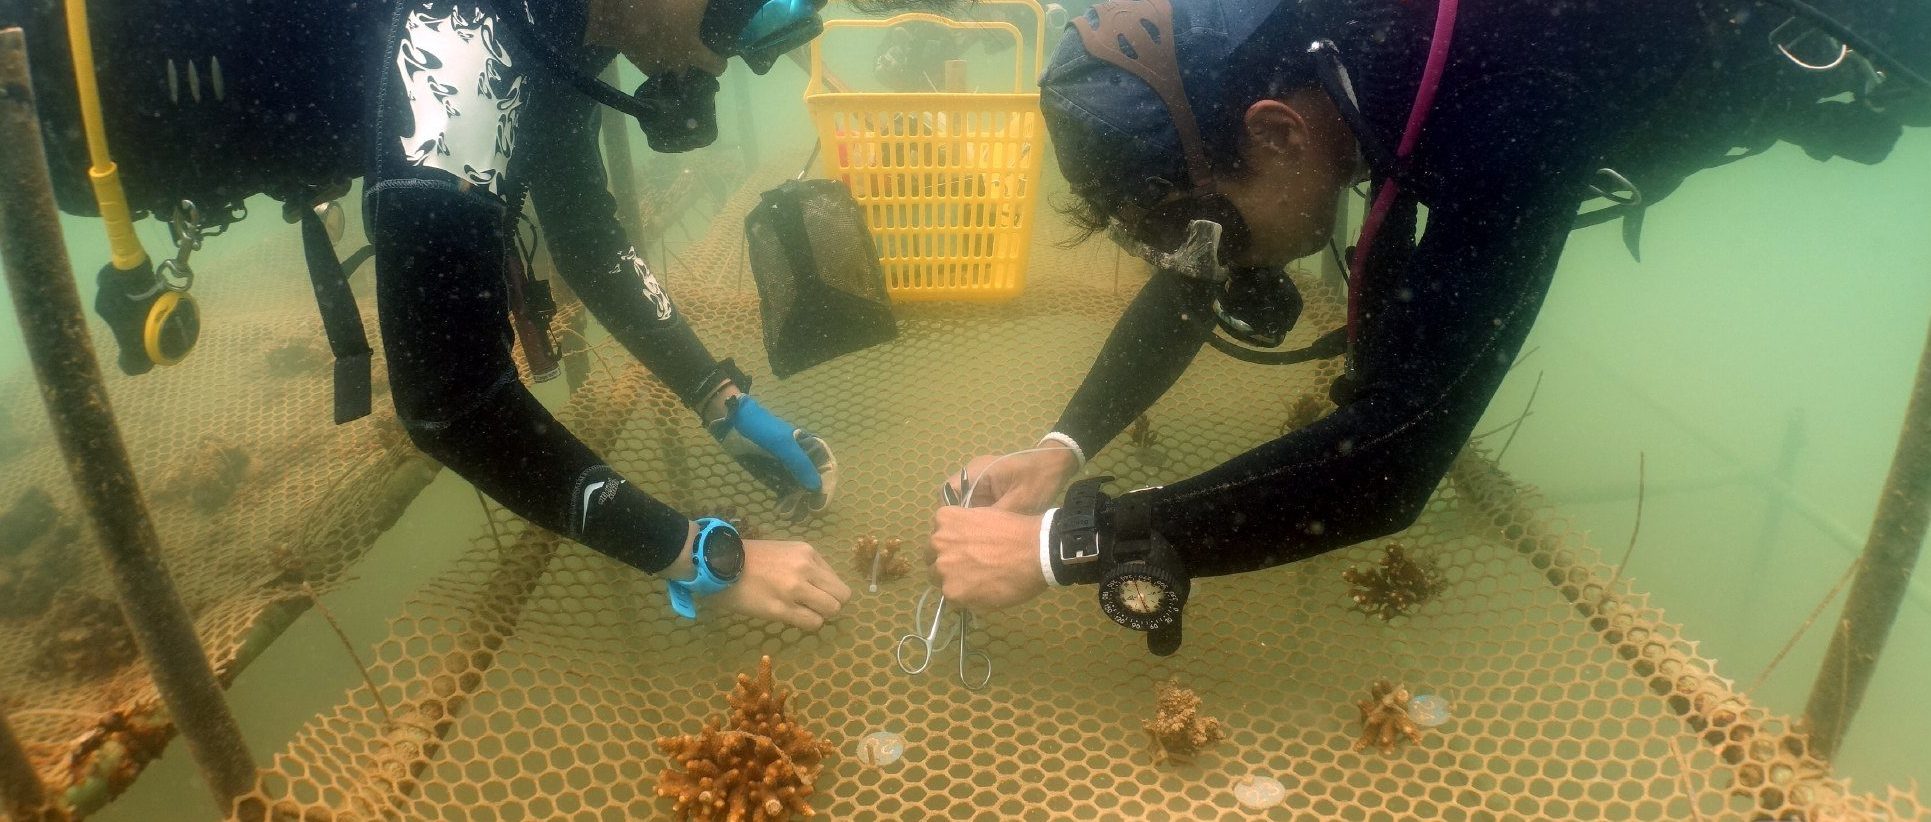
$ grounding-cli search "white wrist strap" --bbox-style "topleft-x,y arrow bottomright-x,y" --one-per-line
1037,432 -> 1086,469
1038,507 -> 1063,586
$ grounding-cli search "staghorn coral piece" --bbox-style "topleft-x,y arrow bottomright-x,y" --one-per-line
852,536 -> 912,583
658,656 -> 833,821
1342,542 -> 1444,621
1144,679 -> 1223,765
1353,679 -> 1425,754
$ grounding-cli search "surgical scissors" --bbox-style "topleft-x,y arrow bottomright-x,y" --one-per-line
893,468 -> 992,689
895,586 -> 991,690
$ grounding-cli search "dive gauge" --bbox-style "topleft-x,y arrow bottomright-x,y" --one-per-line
1096,527 -> 1190,656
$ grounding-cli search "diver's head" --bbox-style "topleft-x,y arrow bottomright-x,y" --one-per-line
1040,0 -> 1360,272
589,0 -> 826,78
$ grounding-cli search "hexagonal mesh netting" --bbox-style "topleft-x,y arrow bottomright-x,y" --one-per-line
0,234 -> 439,812
220,152 -> 1926,822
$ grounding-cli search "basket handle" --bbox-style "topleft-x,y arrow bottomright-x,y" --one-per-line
972,0 -> 1048,80
808,11 -> 1041,94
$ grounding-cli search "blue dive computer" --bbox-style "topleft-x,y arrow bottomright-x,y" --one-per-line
667,517 -> 746,619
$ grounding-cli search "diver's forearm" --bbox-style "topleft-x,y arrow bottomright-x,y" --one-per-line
1052,269 -> 1219,453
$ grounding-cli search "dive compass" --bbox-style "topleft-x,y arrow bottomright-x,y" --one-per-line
1096,490 -> 1189,656
1098,559 -> 1186,632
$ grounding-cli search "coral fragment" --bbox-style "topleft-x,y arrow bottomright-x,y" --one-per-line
1145,679 -> 1223,765
1353,680 -> 1425,754
658,656 -> 832,820
1342,542 -> 1444,621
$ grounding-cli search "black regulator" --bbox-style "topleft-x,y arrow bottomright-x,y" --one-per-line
1051,478 -> 1190,656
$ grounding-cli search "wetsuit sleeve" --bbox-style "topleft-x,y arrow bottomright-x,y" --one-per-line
368,2 -> 687,573
1051,269 -> 1220,451
521,74 -> 723,407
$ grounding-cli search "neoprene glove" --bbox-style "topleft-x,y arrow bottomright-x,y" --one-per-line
709,395 -> 837,522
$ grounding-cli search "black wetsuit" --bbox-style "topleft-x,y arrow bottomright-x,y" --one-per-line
1054,0 -> 1930,578
8,0 -> 713,572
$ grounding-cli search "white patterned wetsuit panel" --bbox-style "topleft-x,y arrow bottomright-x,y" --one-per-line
393,4 -> 526,195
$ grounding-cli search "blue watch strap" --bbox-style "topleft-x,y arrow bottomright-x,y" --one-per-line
668,518 -> 741,619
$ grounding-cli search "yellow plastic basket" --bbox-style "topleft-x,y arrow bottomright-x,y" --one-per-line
805,2 -> 1047,302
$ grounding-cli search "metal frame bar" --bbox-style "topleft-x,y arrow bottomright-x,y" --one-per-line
1802,318 -> 1931,759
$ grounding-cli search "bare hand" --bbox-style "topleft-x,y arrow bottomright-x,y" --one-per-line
929,506 -> 1047,610
713,539 -> 851,630
947,445 -> 1080,514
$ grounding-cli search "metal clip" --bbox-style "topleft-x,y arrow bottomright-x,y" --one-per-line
1770,18 -> 1849,72
156,200 -> 204,291
1588,168 -> 1642,207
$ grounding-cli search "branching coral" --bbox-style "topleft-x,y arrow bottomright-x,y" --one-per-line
1145,679 -> 1223,765
0,488 -> 78,618
34,594 -> 139,680
1342,542 -> 1445,621
1128,413 -> 1161,449
1353,679 -> 1425,754
658,656 -> 833,821
264,335 -> 330,378
1281,393 -> 1327,434
852,536 -> 911,584
158,438 -> 252,514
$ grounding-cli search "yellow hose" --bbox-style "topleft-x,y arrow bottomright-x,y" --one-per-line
64,0 -> 148,270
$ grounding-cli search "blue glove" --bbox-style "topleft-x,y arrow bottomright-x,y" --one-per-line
710,395 -> 837,522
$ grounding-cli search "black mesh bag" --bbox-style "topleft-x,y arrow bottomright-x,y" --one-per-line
744,179 -> 897,378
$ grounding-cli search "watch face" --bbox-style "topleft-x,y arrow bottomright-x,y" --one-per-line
703,529 -> 746,581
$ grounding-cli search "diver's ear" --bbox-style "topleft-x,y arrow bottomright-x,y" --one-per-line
1242,99 -> 1310,162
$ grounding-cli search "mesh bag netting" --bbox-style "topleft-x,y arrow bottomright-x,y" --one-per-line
744,178 -> 896,379
217,149 -> 1927,822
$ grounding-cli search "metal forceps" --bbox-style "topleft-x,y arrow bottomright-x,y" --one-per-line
893,469 -> 992,689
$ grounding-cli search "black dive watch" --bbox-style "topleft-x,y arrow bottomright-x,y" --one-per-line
1051,479 -> 1190,656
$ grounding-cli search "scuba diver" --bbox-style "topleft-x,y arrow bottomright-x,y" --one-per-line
3,0 -> 857,629
927,0 -> 1929,653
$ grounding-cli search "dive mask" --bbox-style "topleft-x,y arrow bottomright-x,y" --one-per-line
1108,193 -> 1300,348
623,0 -> 825,151
700,0 -> 825,75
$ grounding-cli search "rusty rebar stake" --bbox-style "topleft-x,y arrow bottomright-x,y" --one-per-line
0,27 -> 257,812
1802,318 -> 1931,760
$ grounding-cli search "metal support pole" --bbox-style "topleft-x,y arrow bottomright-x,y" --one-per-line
0,704 -> 50,821
599,65 -> 644,238
0,27 -> 257,812
731,63 -> 759,172
1802,318 -> 1931,760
